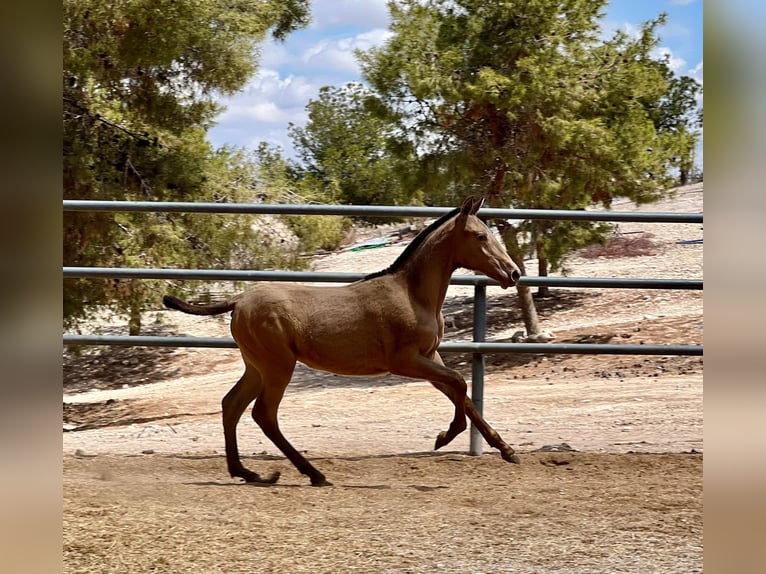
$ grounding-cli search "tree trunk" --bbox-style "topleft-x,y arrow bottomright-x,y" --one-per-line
502,227 -> 541,336
510,253 -> 541,335
128,280 -> 142,336
536,256 -> 551,298
486,159 -> 541,336
129,302 -> 141,336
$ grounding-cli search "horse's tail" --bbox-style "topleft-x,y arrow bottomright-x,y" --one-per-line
163,295 -> 235,316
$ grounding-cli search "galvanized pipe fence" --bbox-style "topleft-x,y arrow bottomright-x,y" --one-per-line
63,200 -> 703,455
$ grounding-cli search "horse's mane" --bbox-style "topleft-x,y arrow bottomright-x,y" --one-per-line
362,207 -> 461,281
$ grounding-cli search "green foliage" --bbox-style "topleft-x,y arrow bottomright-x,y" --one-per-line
288,84 -> 419,213
645,57 -> 703,184
63,0 -> 310,333
283,214 -> 349,253
358,0 -> 698,272
253,143 -> 350,253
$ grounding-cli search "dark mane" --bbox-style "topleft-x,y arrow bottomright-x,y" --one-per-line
362,207 -> 461,281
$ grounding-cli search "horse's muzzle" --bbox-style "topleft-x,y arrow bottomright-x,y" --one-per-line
497,267 -> 521,289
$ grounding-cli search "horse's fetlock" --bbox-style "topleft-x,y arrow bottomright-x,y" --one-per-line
449,419 -> 467,434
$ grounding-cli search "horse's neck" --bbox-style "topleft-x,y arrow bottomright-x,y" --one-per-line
398,230 -> 456,312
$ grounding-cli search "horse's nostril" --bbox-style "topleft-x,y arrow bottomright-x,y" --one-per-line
511,270 -> 521,282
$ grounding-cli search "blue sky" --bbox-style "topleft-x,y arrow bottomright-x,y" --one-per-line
207,0 -> 703,159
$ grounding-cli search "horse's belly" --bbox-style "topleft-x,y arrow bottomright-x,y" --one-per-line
294,335 -> 389,376
299,355 -> 390,377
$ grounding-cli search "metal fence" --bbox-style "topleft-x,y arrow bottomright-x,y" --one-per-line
63,200 -> 703,454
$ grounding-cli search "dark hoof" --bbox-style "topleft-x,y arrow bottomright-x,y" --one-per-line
434,431 -> 450,451
310,477 -> 333,487
502,452 -> 521,464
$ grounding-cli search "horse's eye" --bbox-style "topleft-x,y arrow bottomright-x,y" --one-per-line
477,233 -> 488,242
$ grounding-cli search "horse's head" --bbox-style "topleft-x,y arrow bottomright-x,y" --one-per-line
453,196 -> 521,289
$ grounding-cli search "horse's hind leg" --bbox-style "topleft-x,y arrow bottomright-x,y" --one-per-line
222,367 -> 280,484
252,362 -> 331,487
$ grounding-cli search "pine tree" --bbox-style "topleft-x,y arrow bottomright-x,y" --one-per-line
288,83 -> 418,212
359,0 -> 699,334
63,0 -> 310,333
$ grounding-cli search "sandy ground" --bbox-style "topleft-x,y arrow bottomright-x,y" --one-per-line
63,184 -> 703,573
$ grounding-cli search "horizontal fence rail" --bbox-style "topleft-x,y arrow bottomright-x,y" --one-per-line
63,199 -> 703,455
62,334 -> 703,356
63,200 -> 704,223
63,266 -> 703,290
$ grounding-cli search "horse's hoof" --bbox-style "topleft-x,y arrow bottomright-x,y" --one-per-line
238,470 -> 281,484
310,477 -> 333,487
236,471 -> 259,483
502,452 -> 521,464
434,432 -> 449,451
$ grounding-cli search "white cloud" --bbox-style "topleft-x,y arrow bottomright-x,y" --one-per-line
301,28 -> 393,74
304,42 -> 359,73
355,28 -> 394,51
221,101 -> 291,125
208,68 -> 319,154
259,40 -> 294,70
221,69 -> 318,117
670,0 -> 697,5
208,25 -> 394,155
309,0 -> 390,30
689,60 -> 703,84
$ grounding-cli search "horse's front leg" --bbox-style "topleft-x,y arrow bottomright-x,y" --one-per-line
431,352 -> 520,463
389,351 -> 468,450
463,397 -> 520,464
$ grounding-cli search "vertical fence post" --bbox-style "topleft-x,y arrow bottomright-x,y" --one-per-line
469,283 -> 487,456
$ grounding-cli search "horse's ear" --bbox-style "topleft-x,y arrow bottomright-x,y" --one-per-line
460,196 -> 475,216
460,196 -> 484,216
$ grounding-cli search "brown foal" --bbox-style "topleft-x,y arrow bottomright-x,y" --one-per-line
163,196 -> 521,486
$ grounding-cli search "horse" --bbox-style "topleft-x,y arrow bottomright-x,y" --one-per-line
163,196 -> 522,486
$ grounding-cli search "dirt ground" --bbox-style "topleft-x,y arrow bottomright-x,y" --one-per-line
63,184 -> 703,573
